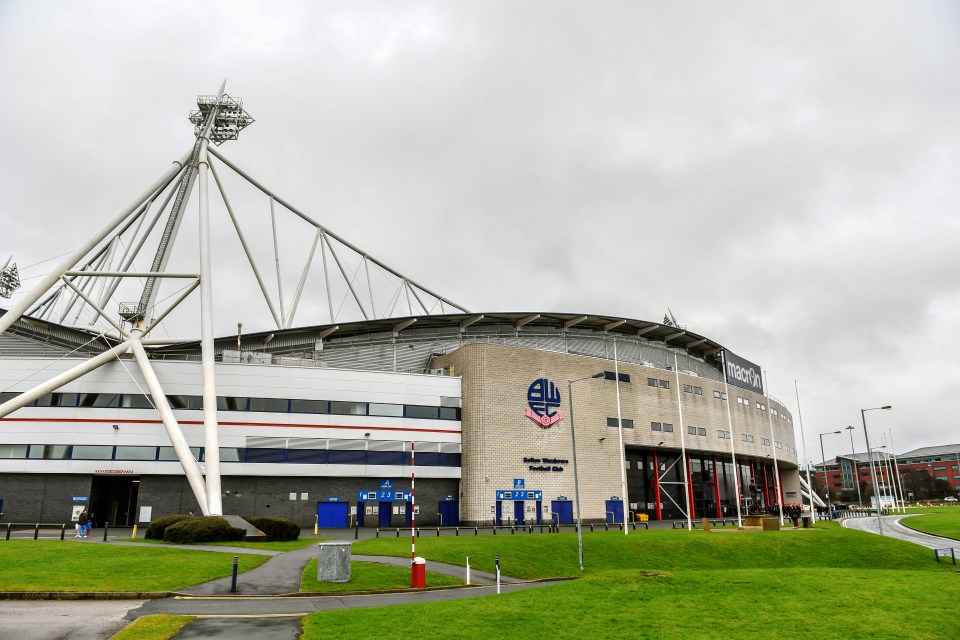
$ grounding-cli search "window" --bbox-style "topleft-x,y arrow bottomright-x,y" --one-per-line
218,397 -> 248,411
36,393 -> 80,407
249,397 -> 290,413
167,395 -> 204,410
934,466 -> 945,471
0,392 -> 20,404
79,393 -> 120,408
28,445 -> 70,459
217,447 -> 243,462
0,444 -> 28,458
290,399 -> 328,414
663,423 -> 674,433
775,441 -> 782,449
245,448 -> 286,463
114,446 -> 157,460
697,427 -> 706,436
771,409 -> 778,417
713,390 -> 726,400
737,397 -> 748,405
121,394 -> 154,409
647,378 -> 658,387
159,446 -> 201,461
603,371 -> 630,383
607,417 -> 634,428
741,434 -> 755,443
71,445 -> 113,460
369,403 -> 404,417
659,380 -> 670,389
330,401 -> 366,415
684,384 -> 693,393
717,430 -> 730,439
651,422 -> 662,432
687,426 -> 698,435
405,405 -> 439,419
438,407 -> 461,421
757,403 -> 766,411
761,437 -> 771,446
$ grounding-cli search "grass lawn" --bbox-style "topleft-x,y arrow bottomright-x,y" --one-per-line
118,537 -> 322,551
301,524 -> 960,639
0,541 -> 270,592
301,559 -> 462,592
110,615 -> 194,640
901,508 -> 960,540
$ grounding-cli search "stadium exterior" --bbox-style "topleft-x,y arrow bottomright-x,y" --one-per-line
0,309 -> 801,527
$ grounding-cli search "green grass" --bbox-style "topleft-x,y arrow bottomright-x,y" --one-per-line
0,541 -> 270,592
300,559 -> 463,592
350,523 -> 942,579
119,537 -> 322,551
300,524 -> 960,639
902,508 -> 960,540
110,615 -> 194,640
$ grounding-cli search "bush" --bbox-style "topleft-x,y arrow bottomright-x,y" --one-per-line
163,516 -> 245,544
243,516 -> 300,541
144,514 -> 191,540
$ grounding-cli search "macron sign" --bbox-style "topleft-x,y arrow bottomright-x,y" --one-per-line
724,350 -> 764,395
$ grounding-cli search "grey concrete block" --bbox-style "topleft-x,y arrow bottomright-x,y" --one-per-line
317,541 -> 352,582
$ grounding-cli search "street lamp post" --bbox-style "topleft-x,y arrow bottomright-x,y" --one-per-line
862,405 -> 892,535
819,430 -> 842,516
845,425 -> 862,507
568,372 -> 604,572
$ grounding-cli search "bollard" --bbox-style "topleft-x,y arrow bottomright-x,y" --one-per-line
5,523 -> 10,540
60,524 -> 66,540
314,514 -> 318,536
34,524 -> 39,540
230,556 -> 239,592
103,522 -> 110,542
354,525 -> 359,540
495,553 -> 501,594
132,524 -> 138,539
466,555 -> 471,585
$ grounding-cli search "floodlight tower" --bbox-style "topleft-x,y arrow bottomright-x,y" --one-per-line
0,257 -> 21,299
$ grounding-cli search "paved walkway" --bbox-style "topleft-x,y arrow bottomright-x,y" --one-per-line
841,513 -> 960,550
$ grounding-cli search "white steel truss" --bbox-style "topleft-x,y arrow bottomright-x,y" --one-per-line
0,83 -> 468,515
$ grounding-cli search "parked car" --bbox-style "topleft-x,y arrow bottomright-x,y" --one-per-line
944,496 -> 958,502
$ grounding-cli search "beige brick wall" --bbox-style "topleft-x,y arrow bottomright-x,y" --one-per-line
434,343 -> 799,524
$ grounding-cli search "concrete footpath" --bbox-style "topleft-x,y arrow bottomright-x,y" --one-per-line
841,513 -> 960,551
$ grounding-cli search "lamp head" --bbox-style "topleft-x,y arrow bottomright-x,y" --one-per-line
591,372 -> 605,378
881,405 -> 892,410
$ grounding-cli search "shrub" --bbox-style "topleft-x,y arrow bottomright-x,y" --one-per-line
163,516 -> 245,544
243,516 -> 300,541
144,514 -> 191,540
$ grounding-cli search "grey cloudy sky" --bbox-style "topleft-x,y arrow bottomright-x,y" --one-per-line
1,1 -> 958,462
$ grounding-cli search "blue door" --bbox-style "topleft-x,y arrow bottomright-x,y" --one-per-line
496,501 -> 503,525
605,499 -> 624,524
316,502 -> 349,528
379,502 -> 393,527
357,503 -> 365,527
535,500 -> 542,525
405,502 -> 412,527
514,500 -> 525,525
438,501 -> 459,526
551,500 -> 573,524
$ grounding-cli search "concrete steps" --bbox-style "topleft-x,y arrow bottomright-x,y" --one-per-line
221,515 -> 266,541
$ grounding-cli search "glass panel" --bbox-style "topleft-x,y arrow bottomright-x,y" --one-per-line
662,424 -> 674,432
0,444 -> 28,458
71,445 -> 113,459
121,394 -> 154,409
167,395 -> 204,410
217,447 -> 244,462
651,422 -> 662,431
114,446 -> 157,460
368,403 -> 404,417
0,392 -> 20,404
290,399 -> 328,414
659,380 -> 670,389
439,452 -> 462,467
248,397 -> 289,413
244,448 -> 286,463
79,393 -> 121,408
439,407 -> 460,421
647,378 -> 657,387
330,401 -> 366,416
217,397 -> 248,411
28,444 -> 70,459
36,393 -> 80,407
405,405 -> 438,419
158,446 -> 202,461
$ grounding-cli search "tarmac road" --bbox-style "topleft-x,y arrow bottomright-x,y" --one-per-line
840,513 -> 959,550
0,600 -> 145,640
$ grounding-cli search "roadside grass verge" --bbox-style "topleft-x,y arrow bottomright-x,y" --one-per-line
901,508 -> 960,540
110,615 -> 194,640
118,537 -> 321,551
0,541 -> 270,591
300,559 -> 462,592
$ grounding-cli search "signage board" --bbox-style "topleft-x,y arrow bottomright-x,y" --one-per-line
723,350 -> 764,394
496,490 -> 543,501
513,478 -> 525,489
